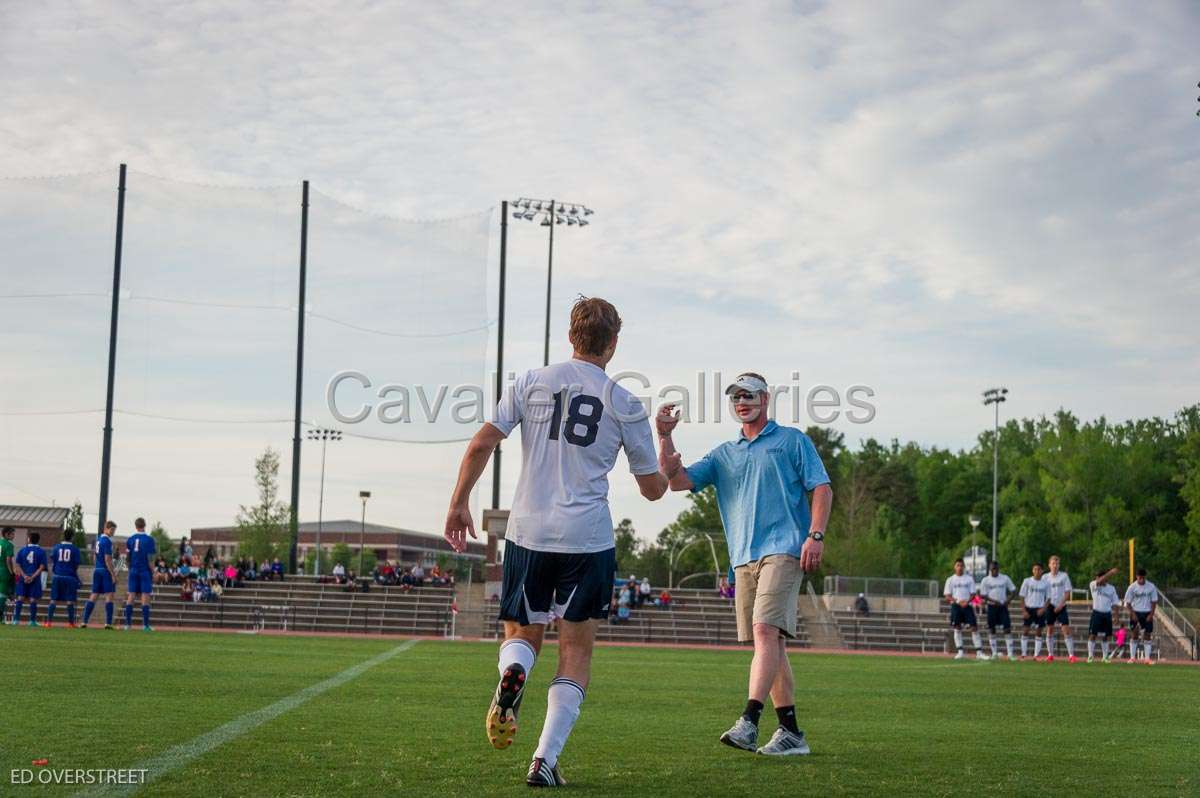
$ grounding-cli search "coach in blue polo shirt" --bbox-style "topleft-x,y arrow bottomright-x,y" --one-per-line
658,372 -> 832,757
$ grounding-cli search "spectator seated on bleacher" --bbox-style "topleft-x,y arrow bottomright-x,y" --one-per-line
178,561 -> 193,583
656,590 -> 672,608
342,570 -> 359,592
718,575 -> 734,600
411,563 -> 426,585
639,577 -> 653,607
153,558 -> 170,586
180,577 -> 194,601
854,593 -> 870,617
271,558 -> 285,579
223,564 -> 238,588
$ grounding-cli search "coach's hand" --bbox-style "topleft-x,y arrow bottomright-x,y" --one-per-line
444,505 -> 476,554
656,403 -> 680,437
799,536 -> 823,572
661,450 -> 683,478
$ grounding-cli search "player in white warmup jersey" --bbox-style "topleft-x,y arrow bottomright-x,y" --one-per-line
1123,568 -> 1159,664
1087,567 -> 1120,663
1018,563 -> 1050,660
943,560 -> 986,660
1044,555 -> 1076,663
978,561 -> 1017,660
444,297 -> 677,788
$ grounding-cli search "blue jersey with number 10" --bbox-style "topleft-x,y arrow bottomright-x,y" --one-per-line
51,542 -> 81,578
127,532 -> 156,573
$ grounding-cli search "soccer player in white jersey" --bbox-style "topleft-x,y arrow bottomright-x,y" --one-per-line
978,561 -> 1017,660
943,559 -> 986,660
1087,567 -> 1120,663
444,297 -> 676,788
1018,562 -> 1050,659
1123,568 -> 1159,664
1043,555 -> 1076,663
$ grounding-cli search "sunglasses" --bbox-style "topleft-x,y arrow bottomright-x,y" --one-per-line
730,392 -> 759,404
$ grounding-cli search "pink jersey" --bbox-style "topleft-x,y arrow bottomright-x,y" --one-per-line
1115,627 -> 1127,645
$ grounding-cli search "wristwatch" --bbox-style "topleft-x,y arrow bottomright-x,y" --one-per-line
809,531 -> 824,542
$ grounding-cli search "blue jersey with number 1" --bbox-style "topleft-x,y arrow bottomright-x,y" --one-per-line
51,542 -> 81,578
127,532 -> 156,573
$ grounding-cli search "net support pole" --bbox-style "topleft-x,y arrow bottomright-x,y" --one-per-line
492,201 -> 508,509
97,163 -> 127,536
288,180 -> 310,574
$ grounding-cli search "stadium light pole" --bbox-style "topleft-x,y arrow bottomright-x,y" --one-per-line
982,387 -> 1008,564
306,428 -> 341,575
511,198 -> 595,366
97,163 -> 126,539
358,490 -> 371,579
968,515 -> 981,578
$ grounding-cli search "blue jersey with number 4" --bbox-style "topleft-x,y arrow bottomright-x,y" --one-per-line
127,532 -> 156,573
17,544 -> 47,577
51,542 -> 81,578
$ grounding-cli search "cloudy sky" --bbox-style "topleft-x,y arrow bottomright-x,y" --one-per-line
1,1 -> 1197,546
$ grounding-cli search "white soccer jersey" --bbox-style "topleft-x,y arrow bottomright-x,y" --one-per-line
943,574 -> 976,602
979,574 -> 1016,604
1123,581 -> 1159,613
1045,571 -> 1073,605
1020,577 -> 1049,608
1090,581 -> 1119,613
491,359 -> 658,553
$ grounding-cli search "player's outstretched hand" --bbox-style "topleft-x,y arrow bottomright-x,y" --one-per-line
656,403 -> 680,437
800,536 -> 823,572
444,506 -> 476,554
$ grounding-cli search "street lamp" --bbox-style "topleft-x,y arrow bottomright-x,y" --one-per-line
358,490 -> 371,580
511,198 -> 595,366
305,427 -> 342,576
982,387 -> 1008,565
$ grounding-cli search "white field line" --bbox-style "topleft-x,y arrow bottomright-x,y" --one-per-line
75,639 -> 419,798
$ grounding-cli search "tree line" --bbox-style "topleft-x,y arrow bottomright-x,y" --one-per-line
617,405 -> 1200,591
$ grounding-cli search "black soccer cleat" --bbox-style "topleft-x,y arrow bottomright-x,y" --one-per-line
526,757 -> 566,787
486,663 -> 526,749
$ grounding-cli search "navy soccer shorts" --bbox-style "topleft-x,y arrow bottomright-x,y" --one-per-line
127,571 -> 153,595
91,569 -> 115,594
1022,607 -> 1047,628
1131,611 -> 1154,634
948,604 -> 978,628
1088,610 -> 1114,637
1046,605 -> 1070,626
15,578 -> 43,600
51,576 -> 79,602
499,542 -> 616,626
985,604 -> 1012,633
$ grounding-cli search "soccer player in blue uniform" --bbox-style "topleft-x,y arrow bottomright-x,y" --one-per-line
13,531 -> 48,626
46,529 -> 82,628
82,520 -> 118,629
123,517 -> 156,631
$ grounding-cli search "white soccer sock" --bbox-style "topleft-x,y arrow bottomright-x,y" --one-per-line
498,638 -> 537,678
1088,640 -> 1095,658
1020,636 -> 1029,656
1065,636 -> 1075,657
1005,635 -> 1014,657
953,630 -> 963,651
1034,637 -> 1043,657
1143,642 -> 1152,659
1101,639 -> 1110,658
534,677 -> 585,768
989,635 -> 998,657
972,632 -> 983,651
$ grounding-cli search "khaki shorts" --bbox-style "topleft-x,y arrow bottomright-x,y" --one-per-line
734,554 -> 802,642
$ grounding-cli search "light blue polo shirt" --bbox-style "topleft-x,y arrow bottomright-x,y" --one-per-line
685,421 -> 830,568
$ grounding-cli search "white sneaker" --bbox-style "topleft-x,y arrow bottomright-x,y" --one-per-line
954,651 -> 965,660
1087,656 -> 1094,663
1008,654 -> 1017,662
719,717 -> 759,752
757,727 -> 810,756
976,651 -> 988,660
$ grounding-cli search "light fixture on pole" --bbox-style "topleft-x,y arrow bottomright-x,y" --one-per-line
511,198 -> 595,366
305,427 -> 341,576
358,490 -> 371,581
982,387 -> 1009,564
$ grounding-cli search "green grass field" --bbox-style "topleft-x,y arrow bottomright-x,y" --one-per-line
1,627 -> 1196,797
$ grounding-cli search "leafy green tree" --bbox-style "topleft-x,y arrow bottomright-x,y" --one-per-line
150,522 -> 177,566
235,448 -> 291,563
64,501 -> 91,564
